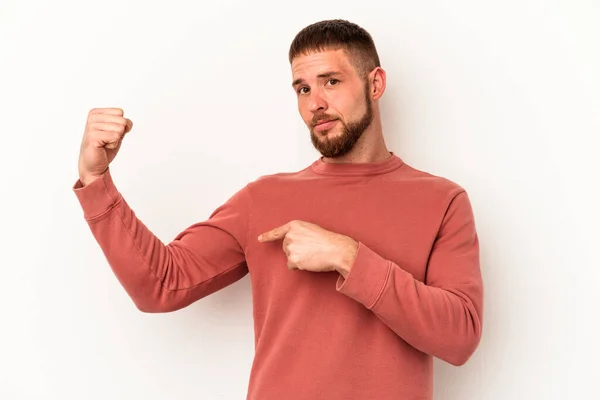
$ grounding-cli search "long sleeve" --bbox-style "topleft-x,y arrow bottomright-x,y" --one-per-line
72,168 -> 250,313
336,190 -> 483,366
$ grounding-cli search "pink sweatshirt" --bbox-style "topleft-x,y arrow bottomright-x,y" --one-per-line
73,152 -> 483,399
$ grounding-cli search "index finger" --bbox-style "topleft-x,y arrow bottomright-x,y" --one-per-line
258,223 -> 291,242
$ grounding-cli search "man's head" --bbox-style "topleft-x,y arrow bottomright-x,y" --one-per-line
289,19 -> 385,158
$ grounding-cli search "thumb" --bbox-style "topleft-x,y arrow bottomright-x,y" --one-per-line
105,140 -> 121,150
106,119 -> 133,149
124,118 -> 133,133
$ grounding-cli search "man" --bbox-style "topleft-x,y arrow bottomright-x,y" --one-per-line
74,19 -> 483,400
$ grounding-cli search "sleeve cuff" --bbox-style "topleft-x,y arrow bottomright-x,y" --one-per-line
72,168 -> 122,220
336,241 -> 391,309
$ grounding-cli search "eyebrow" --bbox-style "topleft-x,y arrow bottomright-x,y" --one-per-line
292,71 -> 343,87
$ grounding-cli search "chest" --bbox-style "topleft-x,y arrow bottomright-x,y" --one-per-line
245,184 -> 443,284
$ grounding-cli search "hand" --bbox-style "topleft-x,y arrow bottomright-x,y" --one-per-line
258,220 -> 358,276
78,107 -> 133,186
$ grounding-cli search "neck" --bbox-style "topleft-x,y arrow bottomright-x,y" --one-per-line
321,113 -> 390,164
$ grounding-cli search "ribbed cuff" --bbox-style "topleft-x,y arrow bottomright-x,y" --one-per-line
72,168 -> 122,220
336,242 -> 391,309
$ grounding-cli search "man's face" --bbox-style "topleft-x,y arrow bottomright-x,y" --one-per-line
291,48 -> 373,158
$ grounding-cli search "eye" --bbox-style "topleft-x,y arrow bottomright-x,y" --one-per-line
327,79 -> 340,86
297,87 -> 310,95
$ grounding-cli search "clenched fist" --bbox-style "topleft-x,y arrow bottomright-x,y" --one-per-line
78,108 -> 133,186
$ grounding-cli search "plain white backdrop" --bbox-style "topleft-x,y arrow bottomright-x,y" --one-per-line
1,0 -> 599,399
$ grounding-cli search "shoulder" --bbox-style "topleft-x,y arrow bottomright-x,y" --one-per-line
247,164 -> 314,189
398,163 -> 471,216
397,161 -> 468,204
395,162 -> 478,229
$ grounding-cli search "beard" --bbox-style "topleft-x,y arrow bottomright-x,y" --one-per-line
309,82 -> 374,158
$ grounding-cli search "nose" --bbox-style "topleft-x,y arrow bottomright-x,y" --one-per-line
308,89 -> 328,114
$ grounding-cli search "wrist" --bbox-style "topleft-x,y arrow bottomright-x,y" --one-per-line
79,174 -> 99,187
336,237 -> 358,278
79,167 -> 108,187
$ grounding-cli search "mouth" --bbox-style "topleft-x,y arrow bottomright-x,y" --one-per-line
313,119 -> 338,131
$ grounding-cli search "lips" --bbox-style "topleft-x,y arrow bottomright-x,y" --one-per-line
315,119 -> 335,126
314,119 -> 338,130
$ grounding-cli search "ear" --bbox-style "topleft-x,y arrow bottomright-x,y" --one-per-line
368,67 -> 386,101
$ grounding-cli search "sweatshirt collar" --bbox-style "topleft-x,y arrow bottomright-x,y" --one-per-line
311,152 -> 404,176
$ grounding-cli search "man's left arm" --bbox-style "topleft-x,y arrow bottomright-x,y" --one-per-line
335,191 -> 484,366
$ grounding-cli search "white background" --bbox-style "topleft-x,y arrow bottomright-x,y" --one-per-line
1,0 -> 599,399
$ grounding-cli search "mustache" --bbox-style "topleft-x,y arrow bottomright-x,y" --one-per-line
311,113 -> 339,127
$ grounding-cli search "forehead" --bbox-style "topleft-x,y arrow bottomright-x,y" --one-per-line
291,48 -> 354,80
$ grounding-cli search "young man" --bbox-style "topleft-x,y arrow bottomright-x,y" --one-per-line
74,19 -> 483,400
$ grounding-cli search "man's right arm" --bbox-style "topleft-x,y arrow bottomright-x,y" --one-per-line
73,168 -> 250,313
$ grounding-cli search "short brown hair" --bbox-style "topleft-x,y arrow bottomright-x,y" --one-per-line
288,19 -> 381,78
